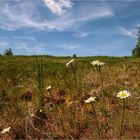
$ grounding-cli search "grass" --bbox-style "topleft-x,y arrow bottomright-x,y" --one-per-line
0,55 -> 140,139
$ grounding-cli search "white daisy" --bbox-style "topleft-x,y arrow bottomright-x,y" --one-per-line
85,97 -> 96,104
46,85 -> 51,91
31,113 -> 34,117
1,127 -> 11,134
117,90 -> 131,99
91,60 -> 105,66
39,110 -> 43,112
66,59 -> 74,66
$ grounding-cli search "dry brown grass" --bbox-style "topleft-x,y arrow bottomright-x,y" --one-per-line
0,56 -> 140,139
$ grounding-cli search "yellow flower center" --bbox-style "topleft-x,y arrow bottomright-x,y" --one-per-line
121,93 -> 127,97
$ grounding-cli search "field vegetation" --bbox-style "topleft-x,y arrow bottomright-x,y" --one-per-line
0,56 -> 140,139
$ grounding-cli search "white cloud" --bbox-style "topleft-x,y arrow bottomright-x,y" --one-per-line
117,26 -> 137,38
45,6 -> 114,31
0,37 -> 46,55
0,42 -> 9,50
43,0 -> 73,15
57,44 -> 80,50
0,1 -> 53,31
14,41 -> 47,54
13,36 -> 35,41
15,44 -> 45,54
0,1 -> 114,31
74,31 -> 94,38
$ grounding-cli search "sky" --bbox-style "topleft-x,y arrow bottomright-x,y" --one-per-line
0,0 -> 140,56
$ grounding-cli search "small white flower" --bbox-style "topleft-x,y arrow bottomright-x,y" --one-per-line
91,60 -> 105,66
66,59 -> 74,66
46,85 -> 51,91
85,97 -> 96,103
31,113 -> 34,117
39,110 -> 43,112
1,127 -> 11,134
117,90 -> 131,99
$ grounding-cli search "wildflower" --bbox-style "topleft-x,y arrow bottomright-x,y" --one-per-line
46,85 -> 51,91
1,127 -> 11,134
66,59 -> 74,66
91,60 -> 105,66
117,90 -> 131,99
85,97 -> 96,103
31,113 -> 34,117
39,110 -> 43,112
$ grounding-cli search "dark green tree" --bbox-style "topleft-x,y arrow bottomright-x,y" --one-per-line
73,54 -> 77,58
3,48 -> 13,56
132,28 -> 140,57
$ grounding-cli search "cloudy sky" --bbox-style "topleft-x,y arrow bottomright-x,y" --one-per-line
0,0 -> 140,56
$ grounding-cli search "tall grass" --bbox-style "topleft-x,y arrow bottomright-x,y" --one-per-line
0,56 -> 140,139
35,56 -> 45,110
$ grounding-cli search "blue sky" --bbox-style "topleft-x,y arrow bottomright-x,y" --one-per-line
0,0 -> 140,56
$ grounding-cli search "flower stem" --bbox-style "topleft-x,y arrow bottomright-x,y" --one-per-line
98,66 -> 104,96
97,66 -> 109,135
120,99 -> 125,138
70,63 -> 77,90
91,102 -> 100,138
